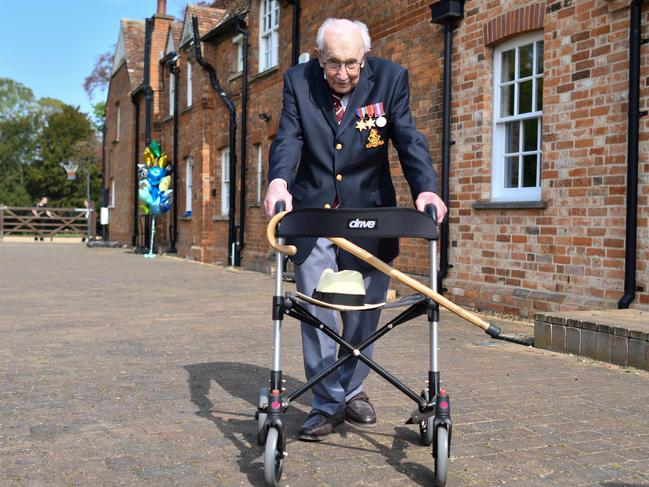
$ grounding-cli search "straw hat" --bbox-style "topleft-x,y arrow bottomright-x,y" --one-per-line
295,268 -> 385,311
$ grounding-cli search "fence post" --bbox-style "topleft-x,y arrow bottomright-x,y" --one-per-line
0,206 -> 4,240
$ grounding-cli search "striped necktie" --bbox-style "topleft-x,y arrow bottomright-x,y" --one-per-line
331,93 -> 344,124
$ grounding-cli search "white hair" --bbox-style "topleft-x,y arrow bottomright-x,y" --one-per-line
316,18 -> 371,53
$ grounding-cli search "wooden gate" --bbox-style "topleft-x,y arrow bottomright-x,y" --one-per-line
0,206 -> 96,241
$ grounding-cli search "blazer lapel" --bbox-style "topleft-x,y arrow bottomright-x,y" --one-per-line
336,61 -> 375,138
309,62 -> 338,133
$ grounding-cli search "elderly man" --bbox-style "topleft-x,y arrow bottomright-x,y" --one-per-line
264,18 -> 447,441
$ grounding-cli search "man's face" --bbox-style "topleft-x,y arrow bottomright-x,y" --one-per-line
319,27 -> 365,95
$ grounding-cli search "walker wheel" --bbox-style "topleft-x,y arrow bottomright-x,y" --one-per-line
418,389 -> 434,446
257,387 -> 269,445
434,426 -> 449,487
263,426 -> 284,486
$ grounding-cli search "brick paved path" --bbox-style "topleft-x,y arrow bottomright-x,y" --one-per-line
1,243 -> 648,486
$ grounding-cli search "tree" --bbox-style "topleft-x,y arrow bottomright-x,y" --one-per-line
0,79 -> 40,205
26,105 -> 97,207
84,50 -> 114,101
0,77 -> 37,120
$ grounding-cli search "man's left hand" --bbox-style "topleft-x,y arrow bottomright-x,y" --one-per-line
415,192 -> 447,224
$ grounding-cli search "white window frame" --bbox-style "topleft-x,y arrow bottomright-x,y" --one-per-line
169,71 -> 175,116
115,103 -> 120,142
185,157 -> 193,215
186,62 -> 193,107
255,143 -> 263,204
221,149 -> 230,216
492,32 -> 544,202
258,0 -> 279,72
110,177 -> 116,208
233,33 -> 244,73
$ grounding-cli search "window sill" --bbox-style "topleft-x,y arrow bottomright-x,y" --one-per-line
251,65 -> 279,82
180,105 -> 193,114
228,71 -> 243,82
163,114 -> 174,122
473,200 -> 548,210
212,215 -> 229,221
181,216 -> 192,221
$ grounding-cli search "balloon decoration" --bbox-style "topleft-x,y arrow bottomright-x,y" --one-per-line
138,140 -> 173,258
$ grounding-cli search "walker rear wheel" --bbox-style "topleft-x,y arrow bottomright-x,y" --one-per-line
263,426 -> 284,486
434,426 -> 449,487
257,387 -> 269,445
419,389 -> 434,446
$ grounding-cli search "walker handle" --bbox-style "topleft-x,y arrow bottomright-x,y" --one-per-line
424,204 -> 438,225
267,201 -> 297,256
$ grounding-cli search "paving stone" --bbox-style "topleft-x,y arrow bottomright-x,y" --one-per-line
566,326 -> 581,355
596,332 -> 613,363
550,323 -> 567,353
0,243 -> 648,486
628,338 -> 648,370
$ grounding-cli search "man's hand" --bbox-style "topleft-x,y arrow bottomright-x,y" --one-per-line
415,191 -> 447,224
264,178 -> 293,218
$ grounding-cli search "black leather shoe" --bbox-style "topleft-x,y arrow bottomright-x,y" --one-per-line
345,392 -> 377,427
298,410 -> 345,442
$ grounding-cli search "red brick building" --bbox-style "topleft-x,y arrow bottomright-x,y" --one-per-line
104,0 -> 649,318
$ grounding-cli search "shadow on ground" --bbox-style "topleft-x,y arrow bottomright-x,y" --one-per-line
184,361 -> 436,485
184,361 -> 308,485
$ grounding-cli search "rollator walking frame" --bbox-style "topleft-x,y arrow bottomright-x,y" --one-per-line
257,204 -> 508,486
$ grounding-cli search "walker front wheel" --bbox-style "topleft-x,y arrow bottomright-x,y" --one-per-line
434,426 -> 449,487
263,426 -> 284,486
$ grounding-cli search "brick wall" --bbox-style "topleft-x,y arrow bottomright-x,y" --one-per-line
105,0 -> 649,319
105,65 -> 136,245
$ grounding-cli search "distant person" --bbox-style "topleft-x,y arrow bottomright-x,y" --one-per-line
32,197 -> 51,241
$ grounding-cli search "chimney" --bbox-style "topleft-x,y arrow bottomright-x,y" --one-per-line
156,0 -> 166,16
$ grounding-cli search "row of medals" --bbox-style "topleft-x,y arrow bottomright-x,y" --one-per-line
356,115 -> 387,148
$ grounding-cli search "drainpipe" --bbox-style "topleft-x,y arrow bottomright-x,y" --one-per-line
235,18 -> 249,266
131,96 -> 141,247
431,0 -> 464,293
192,15 -> 238,266
618,0 -> 645,309
168,54 -> 180,253
286,0 -> 300,66
143,17 -> 154,250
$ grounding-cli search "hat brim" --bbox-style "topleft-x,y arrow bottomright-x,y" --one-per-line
295,291 -> 385,311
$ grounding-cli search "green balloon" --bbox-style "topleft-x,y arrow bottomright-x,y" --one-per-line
149,140 -> 162,158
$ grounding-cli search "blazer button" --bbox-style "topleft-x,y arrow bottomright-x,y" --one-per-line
323,203 -> 331,209
335,143 -> 343,150
336,174 -> 343,181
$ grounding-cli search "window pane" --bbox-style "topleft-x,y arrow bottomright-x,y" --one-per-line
500,84 -> 514,117
536,77 -> 543,111
523,118 -> 538,151
501,49 -> 515,82
505,121 -> 520,153
519,44 -> 533,78
505,156 -> 519,188
518,79 -> 533,114
522,154 -> 538,187
536,41 -> 544,74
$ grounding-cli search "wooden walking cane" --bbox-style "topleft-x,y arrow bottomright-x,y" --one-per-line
266,210 -> 515,340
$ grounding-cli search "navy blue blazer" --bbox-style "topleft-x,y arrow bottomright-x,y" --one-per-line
269,56 -> 438,265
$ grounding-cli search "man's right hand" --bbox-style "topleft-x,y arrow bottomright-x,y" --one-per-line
263,178 -> 293,218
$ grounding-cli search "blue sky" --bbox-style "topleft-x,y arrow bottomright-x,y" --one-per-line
1,0 -> 189,116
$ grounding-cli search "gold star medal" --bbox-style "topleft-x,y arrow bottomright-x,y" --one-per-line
354,106 -> 369,131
